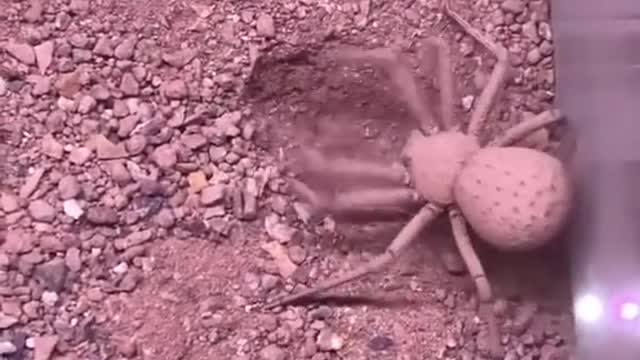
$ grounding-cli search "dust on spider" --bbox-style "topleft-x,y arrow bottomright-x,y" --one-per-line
264,2 -> 573,358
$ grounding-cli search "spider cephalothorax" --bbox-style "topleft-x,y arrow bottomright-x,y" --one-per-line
264,2 -> 573,358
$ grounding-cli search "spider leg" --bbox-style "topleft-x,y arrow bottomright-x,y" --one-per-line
264,203 -> 444,309
448,207 -> 502,358
296,146 -> 410,187
333,46 -> 440,133
422,37 -> 456,130
444,0 -> 510,139
289,178 -> 424,222
490,109 -> 564,147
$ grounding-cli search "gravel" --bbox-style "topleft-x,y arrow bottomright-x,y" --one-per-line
0,0 -> 573,358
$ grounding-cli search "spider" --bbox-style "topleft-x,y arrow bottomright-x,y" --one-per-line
264,2 -> 573,357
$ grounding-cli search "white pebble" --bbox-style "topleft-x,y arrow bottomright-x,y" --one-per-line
462,95 -> 475,112
113,262 -> 128,274
42,291 -> 59,306
63,199 -> 84,219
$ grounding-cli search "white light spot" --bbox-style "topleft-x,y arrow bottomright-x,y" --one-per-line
575,294 -> 603,323
621,302 -> 640,320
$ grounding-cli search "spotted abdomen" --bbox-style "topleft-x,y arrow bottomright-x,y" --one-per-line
453,147 -> 573,251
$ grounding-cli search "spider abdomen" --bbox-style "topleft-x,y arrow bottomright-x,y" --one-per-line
404,130 -> 480,205
453,147 -> 573,251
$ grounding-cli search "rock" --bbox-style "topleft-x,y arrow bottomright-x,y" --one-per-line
162,79 -> 188,99
368,335 -> 394,351
258,344 -> 286,360
34,41 -> 54,74
69,34 -> 90,48
108,161 -> 131,185
0,313 -> 19,329
209,146 -> 227,162
24,0 -> 45,22
90,83 -> 111,100
0,78 -> 7,96
0,192 -> 20,212
151,145 -> 177,170
69,0 -> 89,14
86,206 -> 118,225
181,133 -> 207,149
114,37 -> 136,60
58,175 -> 81,200
3,229 -> 36,254
116,337 -> 138,357
77,95 -> 97,114
114,230 -> 153,250
5,41 -> 36,65
154,208 -> 176,228
69,146 -> 92,164
65,248 -> 82,271
33,335 -> 58,360
527,48 -> 542,64
316,328 -> 344,351
63,199 -> 84,219
265,213 -> 297,244
93,36 -> 114,57
288,245 -> 306,264
0,340 -> 17,355
256,13 -> 276,37
20,168 -> 46,198
92,134 -> 128,160
118,115 -> 140,138
125,135 -> 147,155
31,75 -> 51,96
41,134 -> 64,159
260,241 -> 297,278
201,185 -> 226,206
55,71 -> 81,98
162,48 -> 198,68
501,0 -> 525,13
28,199 -> 56,222
40,235 -> 65,253
120,73 -> 140,96
34,259 -> 68,291
187,171 -> 208,193
41,291 -> 59,306
118,270 -> 142,292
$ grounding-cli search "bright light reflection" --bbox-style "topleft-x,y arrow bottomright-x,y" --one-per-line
575,294 -> 603,323
620,302 -> 640,320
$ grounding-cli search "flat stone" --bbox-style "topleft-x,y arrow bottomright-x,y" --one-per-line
5,41 -> 36,65
91,134 -> 128,160
3,229 -> 36,254
19,168 -> 46,198
151,145 -> 177,170
34,41 -> 54,74
120,72 -> 139,96
162,79 -> 188,99
68,146 -> 92,165
28,199 -> 57,222
0,192 -> 20,212
201,185 -> 226,206
162,48 -> 198,68
34,259 -> 68,291
86,206 -> 118,225
33,335 -> 59,360
0,313 -> 18,329
256,13 -> 276,38
58,175 -> 81,200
